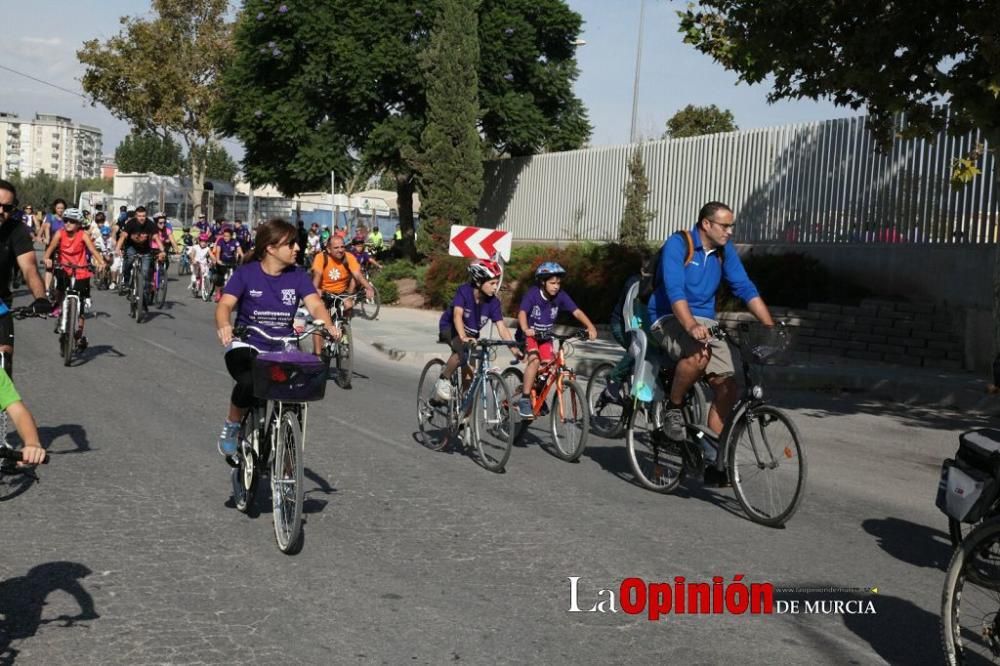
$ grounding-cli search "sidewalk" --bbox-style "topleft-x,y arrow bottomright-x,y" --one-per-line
352,306 -> 1000,415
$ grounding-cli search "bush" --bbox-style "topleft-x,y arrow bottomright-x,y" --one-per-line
718,251 -> 872,310
373,273 -> 399,304
379,259 -> 420,281
423,255 -> 469,308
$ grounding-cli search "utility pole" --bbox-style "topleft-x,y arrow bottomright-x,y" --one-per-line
629,0 -> 647,144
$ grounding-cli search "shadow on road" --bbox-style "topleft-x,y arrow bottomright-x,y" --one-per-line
74,344 -> 126,366
862,516 -> 952,570
303,467 -> 337,515
776,390 -> 990,432
140,311 -> 175,322
0,561 -> 98,665
37,424 -> 91,455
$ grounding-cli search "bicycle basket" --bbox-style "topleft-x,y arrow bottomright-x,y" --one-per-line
729,322 -> 791,366
252,350 -> 330,402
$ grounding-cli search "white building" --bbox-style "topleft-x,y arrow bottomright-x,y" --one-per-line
0,112 -> 103,181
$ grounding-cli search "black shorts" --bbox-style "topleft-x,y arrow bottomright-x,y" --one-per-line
0,312 -> 13,348
438,330 -> 465,355
55,273 -> 92,300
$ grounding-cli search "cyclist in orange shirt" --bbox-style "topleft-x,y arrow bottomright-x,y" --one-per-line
310,236 -> 375,355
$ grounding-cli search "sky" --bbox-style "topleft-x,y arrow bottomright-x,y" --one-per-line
0,0 -> 860,161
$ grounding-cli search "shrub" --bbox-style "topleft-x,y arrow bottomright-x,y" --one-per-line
373,273 -> 399,304
380,259 -> 420,281
423,255 -> 469,308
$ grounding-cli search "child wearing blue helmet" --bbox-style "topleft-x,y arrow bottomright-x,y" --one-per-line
516,261 -> 597,418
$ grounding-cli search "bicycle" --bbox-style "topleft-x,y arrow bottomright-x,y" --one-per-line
416,338 -> 518,473
191,261 -> 213,301
500,330 -> 591,463
125,255 -> 150,323
93,251 -> 113,291
941,516 -> 1000,665
356,266 -> 381,320
51,263 -> 92,367
151,254 -> 169,309
318,292 -> 354,389
586,361 -> 710,439
625,321 -> 806,527
178,249 -> 192,276
230,323 -> 334,555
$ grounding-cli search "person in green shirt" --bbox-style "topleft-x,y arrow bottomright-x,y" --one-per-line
367,226 -> 384,251
0,371 -> 47,466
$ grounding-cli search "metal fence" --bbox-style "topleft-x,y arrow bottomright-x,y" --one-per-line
478,109 -> 998,245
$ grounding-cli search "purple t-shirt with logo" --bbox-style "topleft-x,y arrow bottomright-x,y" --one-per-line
46,213 -> 64,235
518,287 -> 577,335
223,262 -> 317,351
216,237 -> 240,264
438,283 -> 503,339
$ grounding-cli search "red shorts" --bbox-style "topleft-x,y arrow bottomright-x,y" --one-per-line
525,337 -> 554,362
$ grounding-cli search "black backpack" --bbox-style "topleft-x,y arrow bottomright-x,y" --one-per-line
637,230 -> 724,303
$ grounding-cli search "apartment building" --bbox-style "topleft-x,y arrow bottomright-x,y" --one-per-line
0,112 -> 103,181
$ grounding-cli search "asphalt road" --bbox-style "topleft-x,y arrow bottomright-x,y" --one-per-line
0,270 -> 983,664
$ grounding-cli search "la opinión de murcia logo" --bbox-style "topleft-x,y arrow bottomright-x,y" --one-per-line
568,577 -> 877,618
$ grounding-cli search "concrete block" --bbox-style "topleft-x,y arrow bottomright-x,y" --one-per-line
912,330 -> 953,342
873,326 -> 900,337
846,350 -> 884,362
809,303 -> 841,314
882,354 -> 924,367
869,343 -> 907,355
887,336 -> 915,347
896,302 -> 936,314
923,358 -> 963,371
799,336 -> 831,347
927,339 -> 961,351
855,333 -> 887,344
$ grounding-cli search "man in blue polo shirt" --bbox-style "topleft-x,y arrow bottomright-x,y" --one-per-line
648,201 -> 775,451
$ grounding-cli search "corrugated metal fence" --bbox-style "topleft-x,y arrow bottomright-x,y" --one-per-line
478,111 -> 999,245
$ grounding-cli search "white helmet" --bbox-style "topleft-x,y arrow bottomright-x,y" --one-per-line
63,207 -> 83,222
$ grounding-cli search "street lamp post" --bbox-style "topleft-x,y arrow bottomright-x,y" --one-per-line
629,0 -> 647,144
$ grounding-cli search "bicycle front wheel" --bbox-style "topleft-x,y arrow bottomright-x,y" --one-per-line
549,378 -> 588,462
336,322 -> 353,389
416,359 -> 450,452
359,288 -> 381,320
586,362 -> 626,439
500,366 -> 527,443
271,409 -> 304,554
625,400 -> 685,493
472,370 -> 514,473
942,517 -> 1000,665
727,404 -> 807,527
62,299 -> 78,366
157,269 -> 168,308
233,410 -> 260,514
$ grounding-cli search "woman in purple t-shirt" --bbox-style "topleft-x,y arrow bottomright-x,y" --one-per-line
213,218 -> 341,461
431,260 -> 521,403
516,262 -> 597,419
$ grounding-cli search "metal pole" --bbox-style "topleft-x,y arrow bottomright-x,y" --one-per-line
629,0 -> 646,144
331,170 -> 336,231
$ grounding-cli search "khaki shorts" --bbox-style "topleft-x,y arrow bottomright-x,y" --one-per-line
650,315 -> 736,378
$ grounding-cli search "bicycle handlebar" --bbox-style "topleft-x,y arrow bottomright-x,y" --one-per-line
0,447 -> 49,464
530,329 -> 589,343
234,322 -> 335,344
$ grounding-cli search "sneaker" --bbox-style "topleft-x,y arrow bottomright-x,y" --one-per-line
518,396 -> 535,419
600,381 -> 622,405
51,306 -> 61,319
704,466 -> 731,488
76,334 -> 88,352
217,421 -> 240,459
212,291 -> 221,303
664,406 -> 686,441
83,298 -> 92,313
432,378 -> 452,403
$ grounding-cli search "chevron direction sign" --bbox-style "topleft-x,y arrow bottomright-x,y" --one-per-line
448,225 -> 512,261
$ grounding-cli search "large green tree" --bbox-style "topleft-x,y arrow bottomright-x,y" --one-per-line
185,141 -> 239,183
663,104 -> 737,139
215,0 -> 590,259
78,0 -> 233,220
619,149 -> 655,248
677,1 -> 1000,359
9,173 -> 112,210
114,131 -> 184,175
409,0 -> 484,256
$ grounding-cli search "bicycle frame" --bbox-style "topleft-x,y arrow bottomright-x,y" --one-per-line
524,340 -> 577,419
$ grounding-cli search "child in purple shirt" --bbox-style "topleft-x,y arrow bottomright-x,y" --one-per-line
431,260 -> 520,403
516,262 -> 597,419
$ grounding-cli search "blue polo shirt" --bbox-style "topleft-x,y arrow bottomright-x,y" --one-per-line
647,228 -> 760,321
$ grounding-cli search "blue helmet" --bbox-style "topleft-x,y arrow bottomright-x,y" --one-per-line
535,261 -> 566,280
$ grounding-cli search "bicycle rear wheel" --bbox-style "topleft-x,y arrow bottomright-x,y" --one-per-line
359,288 -> 381,320
62,299 -> 78,366
625,400 -> 685,493
471,370 -> 514,472
586,362 -> 627,439
201,273 -> 213,302
271,409 -> 304,554
727,404 -> 807,527
416,359 -> 451,451
500,366 -> 528,442
942,517 -> 1000,665
233,410 -> 260,514
549,378 -> 588,462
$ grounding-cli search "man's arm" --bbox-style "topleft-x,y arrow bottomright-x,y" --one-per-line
745,297 -> 775,327
17,251 -> 46,301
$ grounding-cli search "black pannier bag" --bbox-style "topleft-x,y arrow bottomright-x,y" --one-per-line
936,429 -> 1000,523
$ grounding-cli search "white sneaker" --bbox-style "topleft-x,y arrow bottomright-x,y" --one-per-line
84,298 -> 93,313
432,378 -> 452,403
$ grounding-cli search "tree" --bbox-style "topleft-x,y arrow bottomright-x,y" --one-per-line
677,1 -> 1000,360
9,173 -> 113,210
664,104 -> 737,139
185,141 -> 239,182
215,0 -> 591,260
619,150 -> 655,248
114,131 -> 184,175
78,0 -> 233,221
409,0 -> 484,256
